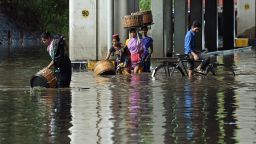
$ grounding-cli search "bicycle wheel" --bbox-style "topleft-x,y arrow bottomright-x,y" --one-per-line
151,63 -> 168,77
151,63 -> 186,78
168,63 -> 186,77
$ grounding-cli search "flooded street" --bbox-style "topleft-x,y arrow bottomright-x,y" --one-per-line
0,46 -> 256,144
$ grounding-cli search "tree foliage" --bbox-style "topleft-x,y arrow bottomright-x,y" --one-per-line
0,0 -> 69,37
139,0 -> 151,11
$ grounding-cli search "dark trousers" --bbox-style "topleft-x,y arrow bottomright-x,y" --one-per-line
142,60 -> 151,72
187,53 -> 210,70
199,53 -> 210,70
55,56 -> 72,88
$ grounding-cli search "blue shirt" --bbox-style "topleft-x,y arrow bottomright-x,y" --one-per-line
141,36 -> 153,57
184,29 -> 195,54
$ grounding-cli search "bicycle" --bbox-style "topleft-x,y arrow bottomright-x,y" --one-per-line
151,56 -> 186,77
151,52 -> 236,78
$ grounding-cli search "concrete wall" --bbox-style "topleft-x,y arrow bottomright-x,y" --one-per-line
174,0 -> 188,54
98,0 -> 109,60
69,0 -> 138,61
69,0 -> 98,61
151,0 -> 164,57
69,0 -> 256,61
237,0 -> 256,38
151,0 -> 173,57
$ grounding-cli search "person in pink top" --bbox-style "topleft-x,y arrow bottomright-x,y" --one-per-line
126,28 -> 143,74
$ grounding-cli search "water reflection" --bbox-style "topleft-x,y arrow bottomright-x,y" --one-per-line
162,78 -> 206,143
158,75 -> 239,144
126,75 -> 154,143
216,54 -> 236,76
31,89 -> 72,143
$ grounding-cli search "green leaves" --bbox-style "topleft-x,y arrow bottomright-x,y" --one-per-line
1,0 -> 69,36
139,0 -> 151,11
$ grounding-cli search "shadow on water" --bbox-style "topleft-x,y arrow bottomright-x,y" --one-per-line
0,46 -> 256,144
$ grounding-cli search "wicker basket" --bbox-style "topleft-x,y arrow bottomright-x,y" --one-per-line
30,67 -> 57,88
141,10 -> 153,25
122,14 -> 143,28
132,10 -> 153,25
94,60 -> 116,75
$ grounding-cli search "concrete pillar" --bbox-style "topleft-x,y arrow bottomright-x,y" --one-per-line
69,0 -> 139,61
163,0 -> 173,56
223,0 -> 235,49
151,0 -> 164,57
237,0 -> 256,38
174,0 -> 188,54
152,0 -> 173,57
127,0 -> 139,14
205,0 -> 218,51
190,0 -> 203,51
114,1 -> 127,42
98,0 -> 112,60
69,0 -> 98,60
107,0 -> 114,51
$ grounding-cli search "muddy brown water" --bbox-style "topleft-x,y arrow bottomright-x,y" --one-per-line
0,46 -> 256,144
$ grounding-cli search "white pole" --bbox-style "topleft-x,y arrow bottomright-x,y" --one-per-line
107,0 -> 114,50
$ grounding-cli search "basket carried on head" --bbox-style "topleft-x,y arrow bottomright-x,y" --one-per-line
122,14 -> 143,28
140,10 -> 153,25
122,10 -> 153,28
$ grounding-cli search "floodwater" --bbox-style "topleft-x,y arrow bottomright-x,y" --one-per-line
0,45 -> 256,144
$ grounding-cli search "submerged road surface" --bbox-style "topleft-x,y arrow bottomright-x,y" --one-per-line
0,46 -> 256,144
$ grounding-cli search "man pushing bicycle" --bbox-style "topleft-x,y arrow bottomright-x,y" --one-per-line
184,20 -> 210,78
